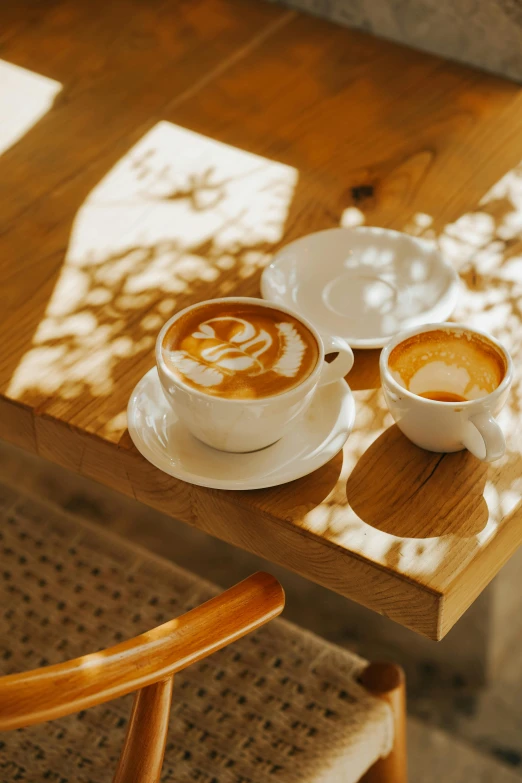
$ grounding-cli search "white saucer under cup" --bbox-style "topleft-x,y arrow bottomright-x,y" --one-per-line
261,227 -> 460,349
127,368 -> 355,491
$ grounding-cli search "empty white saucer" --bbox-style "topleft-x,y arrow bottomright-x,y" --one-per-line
261,227 -> 460,349
127,368 -> 354,490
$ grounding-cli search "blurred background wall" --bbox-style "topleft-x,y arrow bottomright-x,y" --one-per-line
266,0 -> 522,82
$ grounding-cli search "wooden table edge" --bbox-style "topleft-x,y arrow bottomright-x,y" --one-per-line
6,392 -> 519,642
0,393 -> 448,638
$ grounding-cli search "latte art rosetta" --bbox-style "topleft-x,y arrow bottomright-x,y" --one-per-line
170,317 -> 305,385
162,303 -> 319,399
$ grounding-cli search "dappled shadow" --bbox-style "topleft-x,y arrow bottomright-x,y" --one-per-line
280,172 -> 522,587
264,226 -> 457,346
5,121 -> 299,433
0,0 -> 307,425
346,425 -> 489,539
0,0 -> 521,608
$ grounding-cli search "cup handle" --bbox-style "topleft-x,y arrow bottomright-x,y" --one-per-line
318,335 -> 354,387
462,411 -> 506,462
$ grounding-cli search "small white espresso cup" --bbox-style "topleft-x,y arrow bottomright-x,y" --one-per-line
156,297 -> 354,452
380,323 -> 513,462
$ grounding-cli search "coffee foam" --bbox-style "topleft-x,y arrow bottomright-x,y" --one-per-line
388,329 -> 506,401
162,302 -> 319,399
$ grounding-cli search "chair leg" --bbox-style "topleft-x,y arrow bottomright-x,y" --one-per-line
113,676 -> 174,783
359,663 -> 407,783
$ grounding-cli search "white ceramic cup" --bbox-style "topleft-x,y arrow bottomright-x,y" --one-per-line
380,323 -> 513,462
156,297 -> 354,452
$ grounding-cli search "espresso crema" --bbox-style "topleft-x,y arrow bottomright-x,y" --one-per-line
388,329 -> 506,401
162,301 -> 319,399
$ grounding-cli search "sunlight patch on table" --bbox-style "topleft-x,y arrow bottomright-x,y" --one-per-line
0,60 -> 61,156
340,207 -> 365,228
306,501 -> 454,577
438,164 -> 522,351
8,121 -> 297,401
300,163 -> 522,580
394,163 -> 522,362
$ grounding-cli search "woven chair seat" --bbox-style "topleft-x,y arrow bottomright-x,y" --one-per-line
0,483 -> 392,783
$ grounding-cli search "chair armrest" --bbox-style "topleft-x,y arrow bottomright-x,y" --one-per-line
0,572 -> 284,730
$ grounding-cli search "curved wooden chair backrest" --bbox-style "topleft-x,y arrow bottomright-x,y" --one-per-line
0,572 -> 285,783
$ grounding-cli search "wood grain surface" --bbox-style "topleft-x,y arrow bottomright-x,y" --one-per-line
113,677 -> 174,783
1,0 -> 521,639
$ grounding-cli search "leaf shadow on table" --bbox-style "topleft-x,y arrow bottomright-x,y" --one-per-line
345,424 -> 489,539
1,121 -> 306,432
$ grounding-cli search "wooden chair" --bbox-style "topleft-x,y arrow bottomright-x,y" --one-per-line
0,486 -> 407,782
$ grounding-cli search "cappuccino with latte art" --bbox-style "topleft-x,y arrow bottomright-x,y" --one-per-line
162,301 -> 319,399
156,296 -> 354,452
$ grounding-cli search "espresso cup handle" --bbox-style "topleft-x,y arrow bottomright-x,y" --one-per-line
318,335 -> 354,387
462,411 -> 506,462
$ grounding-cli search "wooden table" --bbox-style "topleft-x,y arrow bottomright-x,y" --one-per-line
1,0 -> 521,641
